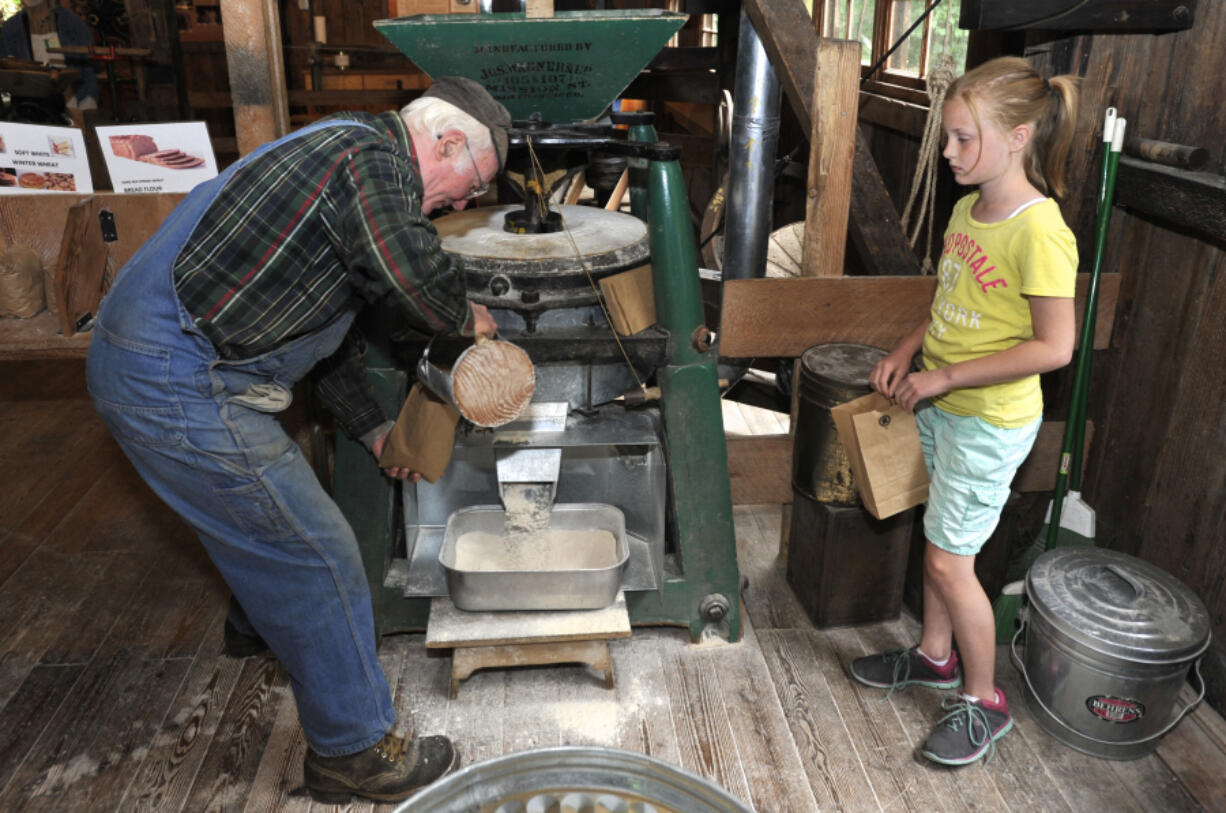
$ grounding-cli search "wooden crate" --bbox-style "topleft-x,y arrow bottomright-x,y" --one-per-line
390,0 -> 479,15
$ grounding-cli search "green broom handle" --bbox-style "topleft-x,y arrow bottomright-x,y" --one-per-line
1069,109 -> 1119,491
1046,115 -> 1125,549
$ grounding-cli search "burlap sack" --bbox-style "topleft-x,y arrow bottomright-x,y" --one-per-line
43,262 -> 57,316
0,245 -> 45,318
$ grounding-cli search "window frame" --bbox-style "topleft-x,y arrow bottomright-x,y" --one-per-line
814,0 -> 957,106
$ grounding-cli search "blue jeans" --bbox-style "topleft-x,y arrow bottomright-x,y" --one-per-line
85,120 -> 395,757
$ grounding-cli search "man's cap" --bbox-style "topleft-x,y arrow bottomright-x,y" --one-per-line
423,76 -> 512,171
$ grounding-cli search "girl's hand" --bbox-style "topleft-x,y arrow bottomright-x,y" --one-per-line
869,351 -> 912,398
892,369 -> 952,412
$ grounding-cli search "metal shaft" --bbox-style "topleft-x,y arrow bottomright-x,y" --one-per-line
721,9 -> 781,281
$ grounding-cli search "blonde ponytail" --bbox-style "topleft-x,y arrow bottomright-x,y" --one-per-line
948,57 -> 1080,198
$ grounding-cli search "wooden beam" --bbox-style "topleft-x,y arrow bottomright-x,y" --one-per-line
0,311 -> 90,360
959,0 -> 1195,32
286,89 -> 415,108
646,46 -> 722,72
718,274 -> 1121,358
1114,156 -> 1226,242
857,92 -> 928,138
723,419 -> 1094,508
801,40 -> 859,277
623,72 -> 723,106
741,0 -> 923,276
727,435 -> 793,505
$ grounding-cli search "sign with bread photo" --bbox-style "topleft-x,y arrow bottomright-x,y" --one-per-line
97,122 -> 219,194
0,122 -> 93,195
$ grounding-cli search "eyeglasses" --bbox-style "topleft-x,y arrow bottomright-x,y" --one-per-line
462,141 -> 489,200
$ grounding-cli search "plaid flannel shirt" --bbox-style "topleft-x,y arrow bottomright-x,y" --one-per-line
173,111 -> 474,443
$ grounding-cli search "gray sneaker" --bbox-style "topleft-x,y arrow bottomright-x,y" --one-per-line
921,690 -> 1013,766
849,647 -> 962,697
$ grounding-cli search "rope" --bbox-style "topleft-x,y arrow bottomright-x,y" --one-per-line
899,4 -> 958,275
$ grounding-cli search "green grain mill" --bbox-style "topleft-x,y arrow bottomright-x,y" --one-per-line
333,8 -> 741,643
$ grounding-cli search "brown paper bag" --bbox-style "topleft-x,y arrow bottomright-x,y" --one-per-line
830,391 -> 928,519
378,382 -> 461,483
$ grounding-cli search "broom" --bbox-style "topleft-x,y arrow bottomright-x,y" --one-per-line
1042,111 -> 1125,552
994,110 -> 1125,643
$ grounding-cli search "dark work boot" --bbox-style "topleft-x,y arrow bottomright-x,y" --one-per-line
222,617 -> 270,658
303,732 -> 460,804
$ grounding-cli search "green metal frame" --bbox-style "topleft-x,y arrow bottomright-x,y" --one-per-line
335,150 -> 741,643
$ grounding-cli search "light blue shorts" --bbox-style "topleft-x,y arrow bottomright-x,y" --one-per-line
915,404 -> 1040,556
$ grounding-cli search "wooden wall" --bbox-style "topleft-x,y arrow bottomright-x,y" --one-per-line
1018,7 -> 1226,710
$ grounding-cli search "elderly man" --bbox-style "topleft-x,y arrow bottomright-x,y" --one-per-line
85,77 -> 508,804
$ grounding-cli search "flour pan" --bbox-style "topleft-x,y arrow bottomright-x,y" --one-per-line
440,503 -> 627,612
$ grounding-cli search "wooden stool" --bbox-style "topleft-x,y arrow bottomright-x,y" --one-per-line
426,593 -> 631,698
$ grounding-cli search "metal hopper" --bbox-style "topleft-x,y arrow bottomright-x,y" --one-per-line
373,10 -> 686,123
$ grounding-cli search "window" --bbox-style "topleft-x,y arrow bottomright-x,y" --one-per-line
664,0 -> 718,49
813,1 -> 969,103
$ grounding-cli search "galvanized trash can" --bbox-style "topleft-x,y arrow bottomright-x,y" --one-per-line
1014,547 -> 1210,760
396,745 -> 753,812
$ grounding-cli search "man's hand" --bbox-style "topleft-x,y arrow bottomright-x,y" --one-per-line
470,302 -> 497,338
371,433 -> 422,482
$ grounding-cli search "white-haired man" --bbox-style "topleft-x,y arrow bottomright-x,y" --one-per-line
85,77 -> 510,804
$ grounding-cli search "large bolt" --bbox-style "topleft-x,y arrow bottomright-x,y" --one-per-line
699,593 -> 730,622
489,275 -> 511,297
691,325 -> 714,353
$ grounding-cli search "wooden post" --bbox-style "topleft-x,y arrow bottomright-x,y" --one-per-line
220,0 -> 290,155
801,39 -> 860,277
525,0 -> 554,19
604,170 -> 630,211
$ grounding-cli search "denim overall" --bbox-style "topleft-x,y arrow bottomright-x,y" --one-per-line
86,120 -> 396,757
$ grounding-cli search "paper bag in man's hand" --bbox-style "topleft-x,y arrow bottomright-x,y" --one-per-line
378,382 -> 460,483
830,391 -> 929,519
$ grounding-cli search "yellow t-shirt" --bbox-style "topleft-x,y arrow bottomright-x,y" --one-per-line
922,193 -> 1077,427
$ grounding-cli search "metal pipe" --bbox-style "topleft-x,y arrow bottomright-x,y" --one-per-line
721,9 -> 781,281
220,0 -> 290,155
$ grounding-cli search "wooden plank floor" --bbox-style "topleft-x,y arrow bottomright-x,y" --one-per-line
1,359 -> 1224,811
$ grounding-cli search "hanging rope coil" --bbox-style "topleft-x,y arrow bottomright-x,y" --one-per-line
900,4 -> 958,275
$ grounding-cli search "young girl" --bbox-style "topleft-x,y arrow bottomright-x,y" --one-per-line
850,57 -> 1080,766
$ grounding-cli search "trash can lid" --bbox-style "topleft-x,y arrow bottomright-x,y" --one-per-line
1026,547 -> 1210,664
800,343 -> 886,388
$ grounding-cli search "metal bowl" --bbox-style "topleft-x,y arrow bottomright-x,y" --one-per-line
396,745 -> 754,813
